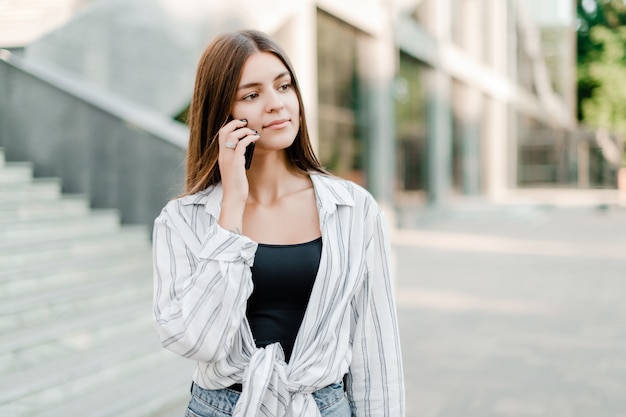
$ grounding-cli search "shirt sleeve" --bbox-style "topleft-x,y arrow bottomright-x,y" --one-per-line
152,201 -> 258,363
346,208 -> 406,417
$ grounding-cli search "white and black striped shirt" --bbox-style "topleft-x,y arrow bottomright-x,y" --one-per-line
152,173 -> 405,417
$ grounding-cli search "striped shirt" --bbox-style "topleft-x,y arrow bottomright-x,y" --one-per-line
152,173 -> 405,417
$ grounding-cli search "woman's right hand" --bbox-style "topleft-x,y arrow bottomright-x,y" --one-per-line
217,119 -> 260,233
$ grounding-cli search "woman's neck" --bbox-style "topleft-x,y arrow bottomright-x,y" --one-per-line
246,152 -> 309,205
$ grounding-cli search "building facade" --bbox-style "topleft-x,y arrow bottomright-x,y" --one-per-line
279,0 -> 579,212
5,0 -> 618,226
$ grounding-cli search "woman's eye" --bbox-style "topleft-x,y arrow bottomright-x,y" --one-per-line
243,93 -> 258,101
278,83 -> 291,91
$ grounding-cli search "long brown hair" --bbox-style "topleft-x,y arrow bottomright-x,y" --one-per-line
184,29 -> 326,195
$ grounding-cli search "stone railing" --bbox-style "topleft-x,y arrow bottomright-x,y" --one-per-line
0,49 -> 188,229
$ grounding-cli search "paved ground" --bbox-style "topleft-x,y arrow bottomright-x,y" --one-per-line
392,204 -> 626,417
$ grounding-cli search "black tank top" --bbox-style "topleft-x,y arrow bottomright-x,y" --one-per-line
246,236 -> 322,362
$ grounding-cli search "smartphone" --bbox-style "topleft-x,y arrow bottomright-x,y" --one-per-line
243,141 -> 255,170
228,116 -> 255,169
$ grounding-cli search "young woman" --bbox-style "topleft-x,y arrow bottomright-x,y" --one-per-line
152,29 -> 405,417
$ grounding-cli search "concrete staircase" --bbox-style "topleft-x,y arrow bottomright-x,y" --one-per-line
0,148 -> 191,417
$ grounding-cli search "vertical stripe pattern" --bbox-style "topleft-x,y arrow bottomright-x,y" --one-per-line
152,174 -> 405,416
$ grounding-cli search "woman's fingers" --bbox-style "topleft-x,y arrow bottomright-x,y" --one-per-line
223,131 -> 259,155
217,118 -> 259,185
220,119 -> 260,152
220,119 -> 247,145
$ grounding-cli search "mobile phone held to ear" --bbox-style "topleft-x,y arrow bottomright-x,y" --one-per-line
243,141 -> 255,170
229,117 -> 255,169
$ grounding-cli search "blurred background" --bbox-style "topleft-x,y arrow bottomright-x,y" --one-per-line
0,0 -> 625,416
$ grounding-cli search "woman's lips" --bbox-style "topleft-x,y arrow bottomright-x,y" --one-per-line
263,119 -> 290,129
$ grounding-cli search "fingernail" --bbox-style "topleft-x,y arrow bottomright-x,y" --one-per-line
252,129 -> 257,134
240,119 -> 247,123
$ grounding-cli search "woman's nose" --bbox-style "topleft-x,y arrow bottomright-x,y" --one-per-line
265,90 -> 285,112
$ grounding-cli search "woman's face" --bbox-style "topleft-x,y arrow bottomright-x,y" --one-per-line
231,52 -> 300,152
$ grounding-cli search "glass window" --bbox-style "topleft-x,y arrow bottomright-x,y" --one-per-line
517,114 -> 558,185
394,52 -> 427,191
316,10 -> 364,184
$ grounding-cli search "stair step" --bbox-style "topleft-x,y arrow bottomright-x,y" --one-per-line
0,267 -> 151,333
0,270 -> 148,313
0,300 -> 151,372
0,162 -> 33,184
0,226 -> 149,269
44,353 -> 190,417
0,149 -> 188,417
0,195 -> 90,221
0,246 -> 152,297
142,394 -> 191,417
0,178 -> 61,202
73,360 -> 190,417
7,348 -> 191,417
0,209 -> 121,241
0,324 -> 161,403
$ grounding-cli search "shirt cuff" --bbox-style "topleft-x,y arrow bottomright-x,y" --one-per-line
199,224 -> 258,266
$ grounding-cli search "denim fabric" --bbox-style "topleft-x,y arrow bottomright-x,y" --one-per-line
312,382 -> 352,416
185,381 -> 351,417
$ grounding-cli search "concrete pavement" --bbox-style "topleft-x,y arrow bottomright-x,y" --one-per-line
392,205 -> 626,417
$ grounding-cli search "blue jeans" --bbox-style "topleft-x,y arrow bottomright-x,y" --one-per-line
185,381 -> 351,417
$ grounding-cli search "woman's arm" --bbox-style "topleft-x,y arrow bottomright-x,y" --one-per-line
346,208 -> 405,417
152,200 -> 257,363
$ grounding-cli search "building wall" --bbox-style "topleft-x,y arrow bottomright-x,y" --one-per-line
393,0 -> 577,209
13,0 -> 579,221
24,0 -> 217,116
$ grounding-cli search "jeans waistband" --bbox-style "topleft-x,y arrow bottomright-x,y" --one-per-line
191,379 -> 345,409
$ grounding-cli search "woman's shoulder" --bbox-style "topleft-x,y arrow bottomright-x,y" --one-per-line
310,173 -> 378,208
176,184 -> 221,206
158,184 -> 222,219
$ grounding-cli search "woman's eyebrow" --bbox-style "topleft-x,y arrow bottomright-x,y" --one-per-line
237,71 -> 290,90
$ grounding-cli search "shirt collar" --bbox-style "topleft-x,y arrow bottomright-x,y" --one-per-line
310,173 -> 355,215
179,183 -> 223,219
179,173 -> 355,218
